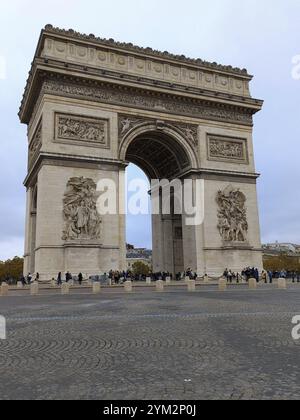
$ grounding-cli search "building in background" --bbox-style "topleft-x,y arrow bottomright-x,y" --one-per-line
126,244 -> 152,271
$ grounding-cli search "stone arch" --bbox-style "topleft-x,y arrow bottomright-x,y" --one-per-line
119,121 -> 199,275
119,121 -> 199,179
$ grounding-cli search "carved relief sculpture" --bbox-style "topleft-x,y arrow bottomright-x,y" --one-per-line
29,121 -> 42,163
119,116 -> 145,138
208,136 -> 248,163
56,114 -> 109,147
43,79 -> 254,127
216,185 -> 248,242
62,177 -> 102,241
118,115 -> 198,148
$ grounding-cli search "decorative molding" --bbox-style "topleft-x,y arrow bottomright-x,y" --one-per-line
43,25 -> 250,77
207,135 -> 248,164
216,185 -> 248,243
42,77 -> 254,126
29,119 -> 42,164
118,115 -> 199,149
39,38 -> 250,98
62,177 -> 102,242
55,113 -> 109,148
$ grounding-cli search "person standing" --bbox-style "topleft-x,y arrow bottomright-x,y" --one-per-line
78,273 -> 83,286
27,273 -> 32,284
65,271 -> 72,283
57,272 -> 62,286
268,271 -> 273,284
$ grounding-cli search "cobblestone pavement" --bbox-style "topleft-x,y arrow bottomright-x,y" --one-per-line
0,285 -> 299,400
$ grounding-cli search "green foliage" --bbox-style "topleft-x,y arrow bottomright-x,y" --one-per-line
132,261 -> 150,276
0,257 -> 24,281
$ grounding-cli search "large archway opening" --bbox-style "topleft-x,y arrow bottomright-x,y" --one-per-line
123,128 -> 195,276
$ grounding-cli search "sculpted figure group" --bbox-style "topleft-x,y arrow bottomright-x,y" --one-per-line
216,186 -> 248,243
62,177 -> 102,241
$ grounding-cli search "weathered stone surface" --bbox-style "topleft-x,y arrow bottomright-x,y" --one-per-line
187,280 -> 196,292
1,283 -> 9,296
219,278 -> 227,291
93,282 -> 101,294
204,275 -> 210,283
156,280 -> 164,292
30,282 -> 39,296
278,278 -> 287,290
61,283 -> 70,295
124,281 -> 133,293
20,26 -> 263,281
249,278 -> 257,290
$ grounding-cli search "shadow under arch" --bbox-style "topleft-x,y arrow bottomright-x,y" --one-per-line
119,122 -> 198,180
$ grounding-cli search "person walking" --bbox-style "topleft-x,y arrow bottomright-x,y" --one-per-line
20,275 -> 27,286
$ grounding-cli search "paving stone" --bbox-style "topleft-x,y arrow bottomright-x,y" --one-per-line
0,286 -> 299,400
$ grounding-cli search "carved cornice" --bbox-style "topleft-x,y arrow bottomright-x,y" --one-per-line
19,62 -> 262,124
19,26 -> 264,123
26,74 -> 255,127
43,25 -> 250,77
24,152 -> 128,188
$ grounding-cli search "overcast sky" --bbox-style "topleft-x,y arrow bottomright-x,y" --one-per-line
0,0 -> 299,258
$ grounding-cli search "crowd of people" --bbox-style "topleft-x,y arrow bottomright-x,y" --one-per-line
107,270 -> 175,284
17,269 -> 197,285
8,267 -> 300,286
18,272 -> 40,286
223,268 -> 300,283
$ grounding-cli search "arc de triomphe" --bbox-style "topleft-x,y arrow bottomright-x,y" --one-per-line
19,25 -> 263,280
